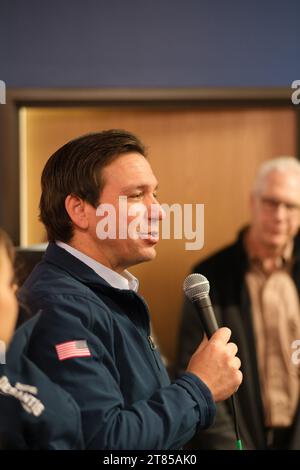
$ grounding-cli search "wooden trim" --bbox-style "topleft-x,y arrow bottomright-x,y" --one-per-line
6,87 -> 293,103
0,87 -> 298,245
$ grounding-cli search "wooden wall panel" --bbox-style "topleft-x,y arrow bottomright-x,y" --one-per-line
21,106 -> 296,362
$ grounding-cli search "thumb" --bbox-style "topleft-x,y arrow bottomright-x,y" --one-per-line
210,327 -> 231,346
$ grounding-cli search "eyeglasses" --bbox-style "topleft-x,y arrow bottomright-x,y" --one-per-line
260,196 -> 300,214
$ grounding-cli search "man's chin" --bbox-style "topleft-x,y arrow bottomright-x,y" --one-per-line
141,246 -> 157,261
264,234 -> 288,250
134,246 -> 157,265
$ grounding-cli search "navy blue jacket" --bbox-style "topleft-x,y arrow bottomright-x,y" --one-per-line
15,243 -> 216,450
0,315 -> 83,450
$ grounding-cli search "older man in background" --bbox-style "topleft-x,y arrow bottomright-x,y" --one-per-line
176,157 -> 300,449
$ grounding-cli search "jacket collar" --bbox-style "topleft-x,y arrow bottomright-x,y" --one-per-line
42,243 -> 150,330
43,243 -> 114,290
42,243 -> 145,309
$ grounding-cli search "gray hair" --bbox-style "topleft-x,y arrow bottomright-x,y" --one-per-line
253,156 -> 300,194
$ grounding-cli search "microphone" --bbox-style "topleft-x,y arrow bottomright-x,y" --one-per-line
183,273 -> 243,450
183,273 -> 218,337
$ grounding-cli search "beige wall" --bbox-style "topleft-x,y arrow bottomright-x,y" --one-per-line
20,106 -> 296,363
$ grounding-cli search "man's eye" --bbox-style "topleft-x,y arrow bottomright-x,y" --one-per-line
129,193 -> 143,199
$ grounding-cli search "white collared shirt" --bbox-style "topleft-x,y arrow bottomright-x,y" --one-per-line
56,241 -> 139,292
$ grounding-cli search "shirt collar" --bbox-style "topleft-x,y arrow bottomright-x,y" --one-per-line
56,241 -> 139,292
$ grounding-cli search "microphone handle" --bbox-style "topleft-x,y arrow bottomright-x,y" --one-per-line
192,295 -> 243,450
192,295 -> 219,338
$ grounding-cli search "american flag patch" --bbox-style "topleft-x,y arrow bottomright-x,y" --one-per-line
55,340 -> 91,361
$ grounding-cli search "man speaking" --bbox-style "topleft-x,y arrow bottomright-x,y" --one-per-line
16,130 -> 242,449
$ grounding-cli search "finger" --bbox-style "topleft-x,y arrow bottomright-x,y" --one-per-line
226,342 -> 238,357
210,327 -> 232,346
235,370 -> 243,388
229,356 -> 241,370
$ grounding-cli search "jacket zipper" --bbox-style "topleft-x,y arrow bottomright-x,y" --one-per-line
147,335 -> 161,371
129,292 -> 162,373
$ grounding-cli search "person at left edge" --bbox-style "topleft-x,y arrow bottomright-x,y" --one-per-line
0,227 -> 83,449
15,130 -> 242,450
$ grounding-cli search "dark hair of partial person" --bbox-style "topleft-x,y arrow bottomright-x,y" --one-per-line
0,228 -> 33,327
39,129 -> 147,243
0,227 -> 14,265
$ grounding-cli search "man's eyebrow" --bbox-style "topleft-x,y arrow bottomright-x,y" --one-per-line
121,184 -> 159,191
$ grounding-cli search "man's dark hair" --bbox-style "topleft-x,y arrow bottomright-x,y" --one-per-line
39,129 -> 146,242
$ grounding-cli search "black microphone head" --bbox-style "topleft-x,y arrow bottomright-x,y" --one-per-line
183,273 -> 210,301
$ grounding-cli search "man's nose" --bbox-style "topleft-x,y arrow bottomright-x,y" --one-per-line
147,202 -> 165,221
274,203 -> 289,220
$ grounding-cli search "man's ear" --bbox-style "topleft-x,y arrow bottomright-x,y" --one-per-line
65,195 -> 89,230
